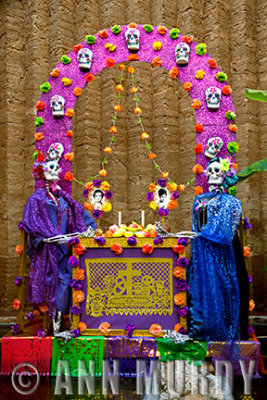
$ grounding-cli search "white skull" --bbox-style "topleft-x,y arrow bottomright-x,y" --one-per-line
205,87 -> 222,110
206,160 -> 224,186
125,28 -> 140,51
47,143 -> 64,162
50,95 -> 65,117
175,43 -> 190,65
77,48 -> 93,70
43,160 -> 61,181
205,137 -> 224,159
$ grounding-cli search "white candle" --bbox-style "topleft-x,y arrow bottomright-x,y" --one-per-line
141,209 -> 145,228
118,211 -> 122,226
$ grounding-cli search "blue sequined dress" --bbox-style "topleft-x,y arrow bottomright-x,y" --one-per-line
188,191 -> 242,341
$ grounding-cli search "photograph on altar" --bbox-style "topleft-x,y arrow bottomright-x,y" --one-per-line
155,187 -> 170,208
91,189 -> 106,210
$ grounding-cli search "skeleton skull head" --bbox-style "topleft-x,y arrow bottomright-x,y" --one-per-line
125,28 -> 140,51
206,160 -> 224,186
47,143 -> 64,162
50,95 -> 65,117
77,48 -> 93,70
43,160 -> 61,181
205,137 -> 224,159
175,43 -> 190,65
205,87 -> 222,110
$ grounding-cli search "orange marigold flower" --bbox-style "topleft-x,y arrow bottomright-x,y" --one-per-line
174,293 -> 186,307
84,202 -> 94,211
183,82 -> 192,92
99,322 -> 110,334
208,58 -> 217,68
194,143 -> 203,154
192,164 -> 204,175
130,87 -> 138,93
74,243 -> 86,256
149,183 -> 156,192
148,153 -> 157,159
85,73 -> 95,82
13,299 -> 21,310
162,171 -> 169,178
109,126 -> 117,134
118,63 -> 126,71
183,35 -> 193,44
168,199 -> 178,210
169,67 -> 179,78
105,230 -> 113,238
85,181 -> 94,190
222,85 -> 232,95
116,84 -> 124,92
157,25 -> 167,35
99,169 -> 107,177
191,99 -> 202,110
78,322 -> 87,332
76,269 -> 85,280
249,299 -> 255,312
65,171 -> 73,182
173,266 -> 185,279
149,324 -> 163,337
65,108 -> 74,118
15,245 -> 23,256
174,323 -> 181,332
106,58 -> 115,68
128,54 -> 139,61
194,123 -> 204,133
35,101 -> 45,111
111,243 -> 123,255
50,68 -> 60,77
35,132 -> 44,141
33,310 -> 40,316
142,243 -> 154,255
128,22 -> 137,28
229,124 -> 238,132
167,182 -> 177,191
66,130 -> 73,137
39,303 -> 48,313
98,30 -> 108,38
73,290 -> 85,303
172,244 -> 185,255
243,246 -> 251,258
127,66 -> 135,74
231,162 -> 238,171
64,152 -> 74,162
141,132 -> 149,140
114,105 -> 122,112
134,107 -> 142,114
195,186 -> 203,195
178,184 -> 186,192
104,146 -> 112,154
73,44 -> 82,53
152,56 -> 162,67
73,87 -> 82,96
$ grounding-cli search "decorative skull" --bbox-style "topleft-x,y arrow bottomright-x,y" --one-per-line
50,95 -> 65,117
175,43 -> 190,65
206,160 -> 224,186
43,160 -> 61,181
125,28 -> 140,51
47,143 -> 64,162
77,48 -> 93,70
205,137 -> 224,159
205,87 -> 222,110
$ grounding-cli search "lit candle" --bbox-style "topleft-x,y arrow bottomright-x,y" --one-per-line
141,209 -> 145,228
118,211 -> 122,226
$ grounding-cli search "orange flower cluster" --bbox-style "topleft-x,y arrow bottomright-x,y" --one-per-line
229,124 -> 238,132
74,243 -> 86,256
73,44 -> 82,53
127,66 -> 135,74
84,202 -> 93,211
114,105 -> 122,112
191,99 -> 202,110
174,293 -> 186,307
13,299 -> 21,310
50,68 -> 60,77
128,54 -> 139,61
99,169 -> 107,177
73,290 -> 85,303
158,25 -> 167,35
78,322 -> 87,332
173,244 -> 185,254
35,132 -> 44,141
208,58 -> 217,68
183,36 -> 193,44
149,324 -> 163,336
64,171 -> 73,182
243,246 -> 251,257
194,123 -> 204,133
142,243 -> 154,255
99,322 -> 110,334
36,101 -> 45,111
173,266 -> 185,279
141,132 -> 149,140
98,30 -> 108,38
192,164 -> 204,175
152,57 -> 162,67
15,245 -> 23,256
168,200 -> 178,210
119,63 -> 126,71
148,153 -> 157,160
73,87 -> 82,96
195,186 -> 203,195
116,84 -> 124,92
104,146 -> 112,154
64,152 -> 74,162
222,85 -> 232,95
67,130 -> 73,137
194,143 -> 203,154
111,243 -> 123,255
65,108 -> 74,118
76,269 -> 85,280
183,82 -> 192,92
106,58 -> 115,68
134,107 -> 142,114
169,67 -> 179,78
39,303 -> 48,313
85,73 -> 95,82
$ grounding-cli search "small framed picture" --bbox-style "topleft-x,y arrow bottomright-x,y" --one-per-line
91,189 -> 106,210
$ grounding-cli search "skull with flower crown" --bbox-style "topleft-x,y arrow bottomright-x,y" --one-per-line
205,87 -> 222,110
205,137 -> 224,159
206,159 -> 225,186
175,43 -> 190,65
77,48 -> 93,70
50,95 -> 65,117
125,28 -> 140,51
46,142 -> 64,162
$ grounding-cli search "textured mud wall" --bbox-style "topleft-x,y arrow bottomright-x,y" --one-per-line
0,0 -> 266,315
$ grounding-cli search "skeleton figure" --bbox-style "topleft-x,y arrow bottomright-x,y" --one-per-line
125,28 -> 140,51
47,143 -> 64,162
206,159 -> 224,186
175,42 -> 190,65
77,48 -> 93,70
205,87 -> 222,110
205,137 -> 224,159
50,95 -> 65,117
43,160 -> 61,181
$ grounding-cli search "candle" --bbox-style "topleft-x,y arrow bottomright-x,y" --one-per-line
141,209 -> 145,228
118,211 -> 122,226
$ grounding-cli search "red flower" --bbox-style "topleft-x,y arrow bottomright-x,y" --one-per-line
64,171 -> 73,182
194,143 -> 203,154
111,243 -> 123,255
106,58 -> 115,68
73,44 -> 82,53
194,123 -> 204,133
74,243 -> 86,255
142,243 -> 154,255
183,36 -> 193,44
35,101 -> 45,111
173,244 -> 185,254
85,73 -> 95,82
208,58 -> 217,68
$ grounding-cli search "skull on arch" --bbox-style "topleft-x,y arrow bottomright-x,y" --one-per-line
50,95 -> 65,117
77,48 -> 93,70
205,87 -> 222,110
205,137 -> 224,159
47,143 -> 64,162
175,43 -> 190,65
125,28 -> 140,51
206,159 -> 224,186
43,160 -> 61,181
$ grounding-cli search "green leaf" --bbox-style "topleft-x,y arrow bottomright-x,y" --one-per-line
245,89 -> 267,103
117,94 -> 121,99
145,143 -> 151,150
113,115 -> 117,120
261,263 -> 267,274
111,136 -> 115,143
154,164 -> 160,170
133,97 -> 140,102
237,158 -> 267,181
